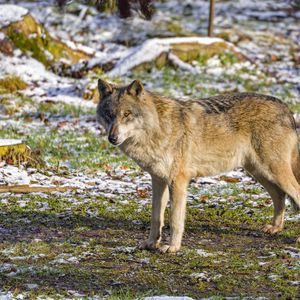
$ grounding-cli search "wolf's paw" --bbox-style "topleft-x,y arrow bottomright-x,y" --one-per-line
262,224 -> 282,234
138,239 -> 159,250
296,236 -> 300,244
158,244 -> 180,253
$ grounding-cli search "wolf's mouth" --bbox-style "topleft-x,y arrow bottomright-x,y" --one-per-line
108,138 -> 123,146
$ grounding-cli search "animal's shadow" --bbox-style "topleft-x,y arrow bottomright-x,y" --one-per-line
0,210 -> 296,245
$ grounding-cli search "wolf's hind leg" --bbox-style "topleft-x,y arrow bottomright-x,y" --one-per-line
139,176 -> 169,250
291,147 -> 300,211
270,164 -> 300,210
268,163 -> 300,242
246,166 -> 286,234
291,150 -> 300,243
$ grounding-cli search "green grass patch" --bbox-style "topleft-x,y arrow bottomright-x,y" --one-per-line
36,101 -> 95,118
0,123 -> 134,170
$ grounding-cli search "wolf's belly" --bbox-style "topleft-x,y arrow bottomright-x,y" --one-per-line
189,148 -> 247,177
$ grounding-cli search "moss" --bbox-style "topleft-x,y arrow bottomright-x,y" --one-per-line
3,14 -> 90,68
7,29 -> 50,66
197,51 -> 239,66
170,41 -> 243,63
0,75 -> 27,93
219,52 -> 239,66
166,20 -> 184,36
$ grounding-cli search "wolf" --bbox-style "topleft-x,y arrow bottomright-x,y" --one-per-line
96,78 -> 300,253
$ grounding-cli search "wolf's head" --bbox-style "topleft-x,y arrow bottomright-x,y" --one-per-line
96,79 -> 157,146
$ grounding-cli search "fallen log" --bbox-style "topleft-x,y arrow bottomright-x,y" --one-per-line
0,139 -> 44,167
0,139 -> 28,166
0,184 -> 79,193
108,36 -> 248,77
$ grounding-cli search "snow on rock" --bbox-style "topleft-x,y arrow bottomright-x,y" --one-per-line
109,37 -> 241,77
108,38 -> 169,77
0,5 -> 28,28
64,40 -> 95,56
0,139 -> 23,146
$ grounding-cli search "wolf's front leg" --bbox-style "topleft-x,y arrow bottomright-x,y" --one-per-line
159,174 -> 189,253
139,175 -> 169,250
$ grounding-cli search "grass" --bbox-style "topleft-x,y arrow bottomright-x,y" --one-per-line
0,75 -> 27,93
0,187 -> 299,299
36,101 -> 95,118
0,124 -> 134,170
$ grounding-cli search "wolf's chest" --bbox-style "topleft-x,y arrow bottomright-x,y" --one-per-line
121,143 -> 173,178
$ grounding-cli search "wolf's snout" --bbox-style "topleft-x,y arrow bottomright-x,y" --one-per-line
108,134 -> 118,145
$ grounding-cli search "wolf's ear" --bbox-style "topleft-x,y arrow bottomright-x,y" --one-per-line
98,79 -> 113,98
127,80 -> 144,97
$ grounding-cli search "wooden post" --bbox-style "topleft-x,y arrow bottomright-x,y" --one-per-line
208,0 -> 215,37
118,0 -> 131,18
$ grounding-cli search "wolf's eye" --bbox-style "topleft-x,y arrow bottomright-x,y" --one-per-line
123,111 -> 132,118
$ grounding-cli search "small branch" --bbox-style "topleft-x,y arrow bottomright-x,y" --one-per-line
0,185 -> 79,193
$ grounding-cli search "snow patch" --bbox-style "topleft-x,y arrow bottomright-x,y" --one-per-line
0,139 -> 23,146
284,247 -> 300,259
0,166 -> 30,186
0,291 -> 13,300
0,5 -> 28,28
0,53 -> 95,108
196,249 -> 215,257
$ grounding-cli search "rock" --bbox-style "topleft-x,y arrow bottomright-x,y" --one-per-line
0,4 -> 91,69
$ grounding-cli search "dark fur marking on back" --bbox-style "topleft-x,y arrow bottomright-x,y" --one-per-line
196,93 -> 283,114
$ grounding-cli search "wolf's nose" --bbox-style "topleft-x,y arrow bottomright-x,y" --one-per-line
108,135 -> 118,145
